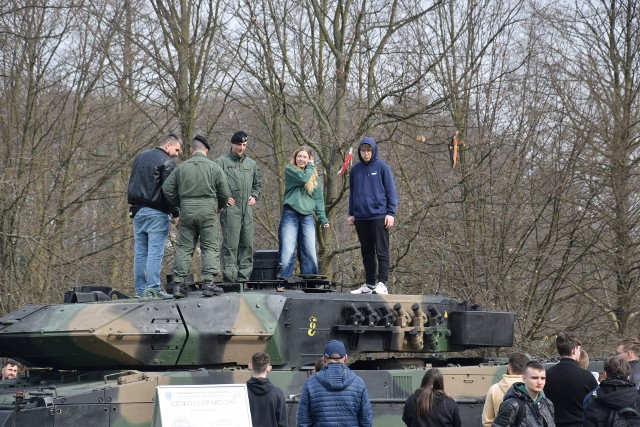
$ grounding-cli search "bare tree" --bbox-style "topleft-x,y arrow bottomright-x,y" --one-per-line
536,0 -> 640,338
232,0 -> 445,282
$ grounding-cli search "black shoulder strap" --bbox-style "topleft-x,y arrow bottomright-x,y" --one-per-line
607,406 -> 618,426
514,399 -> 526,426
619,407 -> 640,418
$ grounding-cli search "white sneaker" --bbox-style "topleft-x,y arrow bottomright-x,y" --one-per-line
351,283 -> 374,294
372,282 -> 388,294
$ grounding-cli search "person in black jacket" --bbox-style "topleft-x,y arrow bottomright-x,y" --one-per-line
583,356 -> 640,426
246,352 -> 287,427
493,360 -> 555,427
544,332 -> 598,426
127,134 -> 182,298
402,368 -> 461,427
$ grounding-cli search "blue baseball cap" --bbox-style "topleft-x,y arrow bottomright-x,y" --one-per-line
324,340 -> 347,359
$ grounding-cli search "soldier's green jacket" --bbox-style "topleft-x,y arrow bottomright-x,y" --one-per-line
216,152 -> 262,205
162,152 -> 231,282
215,151 -> 262,282
163,152 -> 230,211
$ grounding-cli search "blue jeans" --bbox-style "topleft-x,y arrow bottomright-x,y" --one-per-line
278,206 -> 318,278
133,207 -> 170,295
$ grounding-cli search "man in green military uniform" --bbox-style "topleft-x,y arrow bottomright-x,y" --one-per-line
162,135 -> 231,298
216,131 -> 262,283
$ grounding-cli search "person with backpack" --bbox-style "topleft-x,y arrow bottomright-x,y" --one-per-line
583,356 -> 640,426
492,360 -> 555,427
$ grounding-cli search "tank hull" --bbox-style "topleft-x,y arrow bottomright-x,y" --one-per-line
0,365 -> 504,426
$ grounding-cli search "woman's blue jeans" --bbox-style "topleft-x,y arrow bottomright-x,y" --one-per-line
278,206 -> 318,278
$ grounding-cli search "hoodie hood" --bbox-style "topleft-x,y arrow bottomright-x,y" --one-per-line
358,137 -> 378,163
506,382 -> 546,404
498,374 -> 523,394
315,363 -> 356,391
246,377 -> 273,396
593,378 -> 638,410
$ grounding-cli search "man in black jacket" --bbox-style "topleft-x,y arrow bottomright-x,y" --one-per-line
544,332 -> 598,426
583,356 -> 640,426
128,134 -> 182,298
246,352 -> 287,427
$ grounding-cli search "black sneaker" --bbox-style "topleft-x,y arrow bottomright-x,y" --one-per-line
202,281 -> 224,297
173,284 -> 188,299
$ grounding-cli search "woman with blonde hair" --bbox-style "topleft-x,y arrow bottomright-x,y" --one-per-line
402,368 -> 461,427
278,146 -> 329,278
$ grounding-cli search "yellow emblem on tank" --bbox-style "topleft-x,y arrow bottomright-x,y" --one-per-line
307,316 -> 317,336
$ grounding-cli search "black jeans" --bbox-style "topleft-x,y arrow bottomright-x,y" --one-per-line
354,218 -> 389,285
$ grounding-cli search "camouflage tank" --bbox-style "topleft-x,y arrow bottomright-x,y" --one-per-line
0,272 -> 515,426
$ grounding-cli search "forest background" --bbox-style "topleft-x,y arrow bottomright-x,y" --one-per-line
1,0 -> 638,357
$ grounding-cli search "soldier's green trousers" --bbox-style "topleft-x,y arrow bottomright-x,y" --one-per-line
220,205 -> 254,282
172,204 -> 220,283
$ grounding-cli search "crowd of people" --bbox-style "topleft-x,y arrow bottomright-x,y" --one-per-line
4,332 -> 640,427
243,335 -> 640,427
127,132 -> 397,298
484,334 -> 640,427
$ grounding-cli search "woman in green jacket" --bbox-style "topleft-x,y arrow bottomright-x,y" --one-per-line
278,146 -> 329,278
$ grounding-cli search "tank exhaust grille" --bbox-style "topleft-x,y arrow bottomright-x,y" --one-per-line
390,375 -> 413,399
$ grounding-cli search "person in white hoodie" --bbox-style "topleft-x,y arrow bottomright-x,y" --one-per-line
482,352 -> 529,426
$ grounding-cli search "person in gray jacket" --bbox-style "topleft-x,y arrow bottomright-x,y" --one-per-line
616,338 -> 640,387
493,360 -> 555,427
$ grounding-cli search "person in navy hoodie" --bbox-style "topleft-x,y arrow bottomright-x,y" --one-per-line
348,137 -> 398,295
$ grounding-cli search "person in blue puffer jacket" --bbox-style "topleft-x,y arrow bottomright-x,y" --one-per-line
296,340 -> 372,427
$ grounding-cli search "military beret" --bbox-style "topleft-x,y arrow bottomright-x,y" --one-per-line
193,134 -> 210,149
231,131 -> 248,144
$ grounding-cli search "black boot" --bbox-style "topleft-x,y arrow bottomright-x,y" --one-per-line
202,281 -> 224,297
172,284 -> 188,299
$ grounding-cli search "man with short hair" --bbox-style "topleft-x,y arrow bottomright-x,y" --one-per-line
616,338 -> 640,386
583,356 -> 640,426
348,137 -> 398,295
297,339 -> 372,427
246,352 -> 287,427
163,135 -> 230,298
544,332 -> 597,426
128,134 -> 182,297
216,131 -> 262,283
492,360 -> 555,427
1,360 -> 18,380
482,352 -> 530,426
